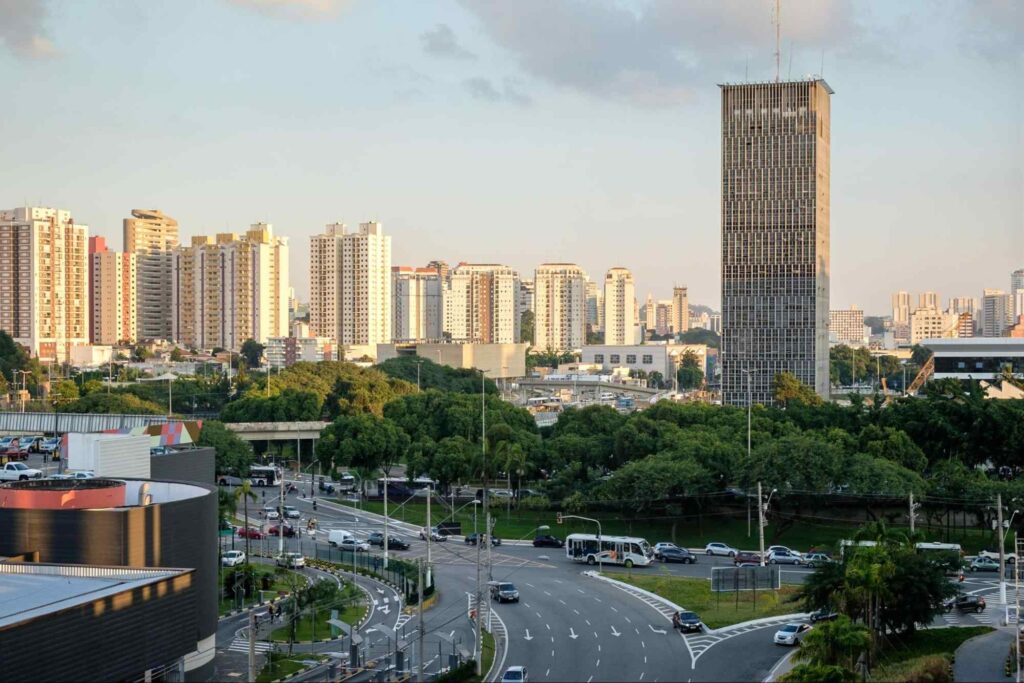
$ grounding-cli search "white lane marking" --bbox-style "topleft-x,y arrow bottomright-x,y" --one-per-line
594,631 -> 598,638
585,619 -> 591,626
544,590 -> 552,597
524,602 -> 531,608
587,677 -> 593,683
642,640 -> 646,649
559,599 -> 567,605
551,636 -> 555,643
634,627 -> 640,635
640,673 -> 645,680
546,623 -> 551,631
610,606 -> 618,613
524,629 -> 533,641
536,612 -> 543,619
577,589 -> 585,594
596,659 -> 601,667
611,625 -> 621,637
546,669 -> 550,678
526,583 -> 535,588
594,597 -> 602,603
551,649 -> 555,657
625,616 -> 632,623
597,644 -> 601,652
573,609 -> 580,615
569,628 -> 579,640
553,579 -> 563,584
649,624 -> 667,634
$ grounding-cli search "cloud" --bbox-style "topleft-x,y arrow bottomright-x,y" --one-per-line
0,0 -> 58,59
421,23 -> 476,60
227,0 -> 349,20
464,77 -> 532,106
961,0 -> 1023,62
458,0 -> 888,107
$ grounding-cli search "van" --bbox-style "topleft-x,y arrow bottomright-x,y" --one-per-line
328,529 -> 356,547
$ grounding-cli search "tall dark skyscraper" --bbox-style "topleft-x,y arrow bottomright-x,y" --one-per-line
720,79 -> 833,405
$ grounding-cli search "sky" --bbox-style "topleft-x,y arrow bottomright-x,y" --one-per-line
0,0 -> 1021,315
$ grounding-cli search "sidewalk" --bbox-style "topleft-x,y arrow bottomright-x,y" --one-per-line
954,627 -> 1013,682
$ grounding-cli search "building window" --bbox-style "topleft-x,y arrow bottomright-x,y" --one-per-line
610,354 -> 620,364
626,355 -> 636,364
642,354 -> 653,364
594,354 -> 604,363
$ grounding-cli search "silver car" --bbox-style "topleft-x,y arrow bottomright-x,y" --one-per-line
767,549 -> 803,565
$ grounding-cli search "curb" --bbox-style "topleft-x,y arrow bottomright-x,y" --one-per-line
220,594 -> 290,620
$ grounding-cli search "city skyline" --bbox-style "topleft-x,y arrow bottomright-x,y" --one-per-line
0,1 -> 1019,314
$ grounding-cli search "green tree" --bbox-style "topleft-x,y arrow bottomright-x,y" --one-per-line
170,347 -> 186,362
677,328 -> 720,348
520,310 -> 535,345
52,379 -> 80,403
199,420 -> 254,475
0,330 -> 30,384
773,372 -> 823,407
781,664 -> 855,683
63,392 -> 166,415
240,339 -> 265,368
316,413 -> 410,480
234,480 -> 257,562
794,615 -> 870,671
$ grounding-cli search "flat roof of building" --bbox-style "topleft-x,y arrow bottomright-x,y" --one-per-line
922,338 -> 1024,354
0,563 -> 188,628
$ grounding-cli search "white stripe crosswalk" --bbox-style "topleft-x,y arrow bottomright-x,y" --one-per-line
227,638 -> 273,654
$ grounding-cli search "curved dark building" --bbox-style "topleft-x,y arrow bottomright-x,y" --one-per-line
0,477 -> 217,681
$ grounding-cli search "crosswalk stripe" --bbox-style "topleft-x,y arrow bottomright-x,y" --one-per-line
227,638 -> 272,653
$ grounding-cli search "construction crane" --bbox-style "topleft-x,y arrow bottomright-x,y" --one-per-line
907,355 -> 934,396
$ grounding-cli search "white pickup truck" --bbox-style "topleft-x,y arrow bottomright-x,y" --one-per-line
978,549 -> 1017,564
0,462 -> 43,481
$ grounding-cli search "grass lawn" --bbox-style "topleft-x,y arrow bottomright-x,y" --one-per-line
469,628 -> 496,683
616,573 -> 801,629
352,500 -> 998,554
256,653 -> 324,683
869,626 -> 992,682
219,565 -> 302,616
270,583 -> 366,642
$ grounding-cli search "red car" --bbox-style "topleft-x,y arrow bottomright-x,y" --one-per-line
238,528 -> 265,539
734,551 -> 763,565
268,525 -> 296,538
4,439 -> 30,461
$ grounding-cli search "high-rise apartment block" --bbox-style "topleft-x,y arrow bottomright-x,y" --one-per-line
981,289 -> 1012,337
89,236 -> 136,345
309,222 -> 391,346
124,209 -> 178,341
444,264 -> 518,344
172,224 -> 289,350
948,296 -> 977,316
585,279 -> 603,334
654,300 -> 673,336
392,266 -> 442,342
671,286 -> 689,335
918,291 -> 939,311
605,268 -> 639,345
720,79 -> 832,405
829,307 -> 866,346
643,292 -> 656,333
910,308 -> 958,344
0,207 -> 89,362
892,291 -> 912,323
534,263 -> 587,352
1012,269 -> 1024,317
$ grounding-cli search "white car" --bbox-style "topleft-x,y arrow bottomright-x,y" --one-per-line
222,550 -> 246,567
420,527 -> 449,542
501,666 -> 528,683
339,538 -> 370,552
277,552 -> 305,569
767,545 -> 801,558
264,507 -> 280,520
773,622 -> 811,646
283,505 -> 301,519
705,542 -> 738,558
979,549 -> 1017,564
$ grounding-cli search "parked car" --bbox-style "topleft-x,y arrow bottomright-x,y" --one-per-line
672,610 -> 703,633
804,552 -> 834,568
490,489 -> 514,499
705,542 -> 738,558
268,525 -> 295,538
238,527 -> 265,539
222,550 -> 246,567
774,623 -> 811,646
276,552 -> 305,569
500,666 -> 528,683
533,534 -> 564,548
0,462 -> 43,481
21,436 -> 43,452
979,549 -> 1017,564
945,595 -> 986,613
420,527 -> 449,542
339,538 -> 370,552
465,533 -> 501,546
767,545 -> 802,558
660,547 -> 697,564
0,436 -> 15,450
490,582 -> 520,603
809,608 -> 839,623
733,551 -> 762,565
970,556 -> 1000,572
654,542 -> 681,559
767,550 -> 803,566
4,439 -> 31,460
39,437 -> 61,456
387,536 -> 410,550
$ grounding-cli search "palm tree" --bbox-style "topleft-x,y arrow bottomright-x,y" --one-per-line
794,615 -> 871,671
234,480 -> 257,563
494,441 -> 526,516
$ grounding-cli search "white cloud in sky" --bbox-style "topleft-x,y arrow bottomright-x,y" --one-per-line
0,0 -> 58,59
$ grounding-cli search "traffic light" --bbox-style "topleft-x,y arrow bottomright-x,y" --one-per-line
556,512 -> 563,525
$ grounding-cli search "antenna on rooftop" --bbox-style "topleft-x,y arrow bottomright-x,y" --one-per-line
788,42 -> 794,79
773,0 -> 781,82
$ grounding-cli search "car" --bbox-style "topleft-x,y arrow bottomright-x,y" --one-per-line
654,542 -> 681,559
22,436 -> 43,452
734,551 -> 763,565
282,505 -> 301,520
767,550 -> 803,566
386,536 -> 410,550
276,552 -> 305,569
945,595 -> 986,613
659,547 -> 697,564
804,552 -> 834,568
39,437 -> 61,454
490,489 -> 514,499
672,610 -> 703,633
0,462 -> 43,481
970,556 -> 1000,572
420,527 -> 449,542
0,436 -> 15,450
4,439 -> 31,460
222,550 -> 246,567
339,538 -> 370,552
809,608 -> 839,623
774,623 -> 811,646
238,528 -> 265,539
500,666 -> 528,683
266,510 -> 280,520
533,534 -> 564,548
268,525 -> 295,538
737,562 -> 761,568
490,582 -> 520,603
979,549 -> 1018,564
368,532 -> 386,546
767,545 -> 802,558
465,533 -> 501,546
705,542 -> 738,558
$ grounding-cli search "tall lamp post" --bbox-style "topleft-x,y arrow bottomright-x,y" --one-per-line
558,514 -> 603,573
758,486 -> 777,566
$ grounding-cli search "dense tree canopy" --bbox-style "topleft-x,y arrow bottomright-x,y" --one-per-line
63,392 -> 166,415
377,357 -> 497,394
198,420 -> 254,475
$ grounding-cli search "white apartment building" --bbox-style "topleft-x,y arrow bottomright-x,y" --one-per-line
603,267 -> 639,345
918,291 -> 939,311
643,292 -> 655,333
910,308 -> 959,345
581,343 -> 709,382
309,222 -> 391,347
1012,269 -> 1024,318
982,289 -> 1012,337
534,263 -> 587,352
444,263 -> 518,343
0,206 -> 89,362
172,224 -> 289,350
124,209 -> 178,341
89,236 -> 137,346
265,336 -> 334,368
829,306 -> 867,346
392,266 -> 442,342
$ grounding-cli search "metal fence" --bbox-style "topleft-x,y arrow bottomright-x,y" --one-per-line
710,565 -> 780,592
309,547 -> 435,603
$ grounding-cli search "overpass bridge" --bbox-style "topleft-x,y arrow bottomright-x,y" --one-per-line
0,411 -> 174,434
515,379 -> 661,400
222,421 -> 328,442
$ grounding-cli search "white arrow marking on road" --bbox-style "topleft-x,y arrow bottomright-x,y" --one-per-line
569,628 -> 579,640
610,626 -> 621,637
649,624 -> 667,634
524,629 -> 533,641
379,605 -> 391,615
377,588 -> 385,595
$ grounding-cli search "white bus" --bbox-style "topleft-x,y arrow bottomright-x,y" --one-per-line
916,541 -> 963,574
565,533 -> 653,568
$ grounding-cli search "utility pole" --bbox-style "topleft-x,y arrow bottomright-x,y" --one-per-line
1015,531 -> 1021,683
384,473 -> 390,569
909,491 -> 916,535
426,483 -> 432,565
758,481 -> 766,566
999,493 -> 1007,605
476,367 -> 487,676
247,609 -> 256,683
418,558 -> 425,682
278,472 -> 285,557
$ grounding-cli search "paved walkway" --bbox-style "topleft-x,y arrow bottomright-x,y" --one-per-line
954,627 -> 1013,682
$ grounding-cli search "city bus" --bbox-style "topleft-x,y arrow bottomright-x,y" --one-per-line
336,473 -> 357,492
565,533 -> 653,568
915,541 -> 963,575
375,476 -> 437,499
249,465 -> 280,487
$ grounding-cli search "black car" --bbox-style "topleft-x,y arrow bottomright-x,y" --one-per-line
387,536 -> 410,550
809,608 -> 838,623
945,595 -> 986,613
465,533 -> 501,547
672,610 -> 703,633
533,535 -> 564,548
660,547 -> 697,564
